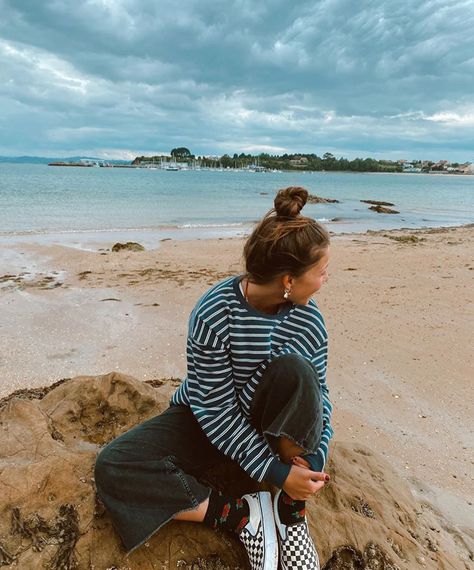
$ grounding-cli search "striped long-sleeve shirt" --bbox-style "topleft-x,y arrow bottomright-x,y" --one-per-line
171,275 -> 333,487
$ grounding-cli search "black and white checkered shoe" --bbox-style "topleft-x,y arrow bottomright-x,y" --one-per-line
273,490 -> 320,570
238,492 -> 278,570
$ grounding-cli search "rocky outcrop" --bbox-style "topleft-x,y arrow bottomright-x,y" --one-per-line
307,195 -> 340,204
0,373 -> 471,569
369,205 -> 400,214
112,242 -> 145,252
360,199 -> 400,214
361,200 -> 395,207
385,234 -> 426,244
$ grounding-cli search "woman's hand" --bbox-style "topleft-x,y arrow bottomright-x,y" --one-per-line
292,456 -> 311,470
282,464 -> 329,501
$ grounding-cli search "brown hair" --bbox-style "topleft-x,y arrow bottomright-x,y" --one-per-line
243,186 -> 330,284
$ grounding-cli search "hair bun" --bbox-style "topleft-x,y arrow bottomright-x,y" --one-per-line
274,186 -> 308,217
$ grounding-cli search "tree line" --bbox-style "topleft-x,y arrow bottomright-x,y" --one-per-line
132,149 -> 403,172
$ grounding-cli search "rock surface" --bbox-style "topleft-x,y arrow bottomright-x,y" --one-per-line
360,200 -> 395,207
307,195 -> 340,204
368,205 -> 400,214
0,373 -> 471,569
384,234 -> 426,244
112,242 -> 145,252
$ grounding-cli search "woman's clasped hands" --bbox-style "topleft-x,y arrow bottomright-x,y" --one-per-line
282,455 -> 330,501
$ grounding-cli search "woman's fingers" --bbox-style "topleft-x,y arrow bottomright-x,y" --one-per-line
283,465 -> 330,500
307,470 -> 330,482
291,459 -> 331,484
310,480 -> 325,494
306,470 -> 328,495
292,456 -> 311,469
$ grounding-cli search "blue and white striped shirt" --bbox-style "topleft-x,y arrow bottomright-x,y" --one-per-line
171,275 -> 333,486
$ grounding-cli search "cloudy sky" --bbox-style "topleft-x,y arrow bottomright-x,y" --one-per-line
1,0 -> 473,160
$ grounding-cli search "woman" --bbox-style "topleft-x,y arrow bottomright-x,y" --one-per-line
95,186 -> 333,570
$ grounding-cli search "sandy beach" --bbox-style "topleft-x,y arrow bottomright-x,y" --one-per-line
1,224 -> 473,540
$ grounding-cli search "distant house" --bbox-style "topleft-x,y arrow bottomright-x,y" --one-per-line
289,156 -> 309,167
431,160 -> 449,171
402,162 -> 421,173
460,163 -> 474,174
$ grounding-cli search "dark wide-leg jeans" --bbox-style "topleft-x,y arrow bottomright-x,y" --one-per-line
94,354 -> 323,553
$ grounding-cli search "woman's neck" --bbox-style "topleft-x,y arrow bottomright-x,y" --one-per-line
243,277 -> 286,315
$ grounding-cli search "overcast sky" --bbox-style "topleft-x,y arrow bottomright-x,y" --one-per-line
1,0 -> 473,160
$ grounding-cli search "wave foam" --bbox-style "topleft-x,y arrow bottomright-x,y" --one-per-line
177,223 -> 244,229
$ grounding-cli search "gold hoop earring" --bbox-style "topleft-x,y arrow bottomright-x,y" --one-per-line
283,288 -> 291,300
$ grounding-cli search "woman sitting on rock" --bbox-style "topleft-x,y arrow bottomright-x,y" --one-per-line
95,186 -> 333,570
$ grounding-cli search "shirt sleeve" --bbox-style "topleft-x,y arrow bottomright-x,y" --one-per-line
186,316 -> 291,486
279,307 -> 334,471
314,332 -> 333,470
317,373 -> 334,469
302,378 -> 334,473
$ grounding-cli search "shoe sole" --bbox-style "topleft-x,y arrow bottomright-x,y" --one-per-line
273,490 -> 289,570
258,492 -> 279,570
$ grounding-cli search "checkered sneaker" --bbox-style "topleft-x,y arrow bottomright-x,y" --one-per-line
273,490 -> 320,570
238,492 -> 278,570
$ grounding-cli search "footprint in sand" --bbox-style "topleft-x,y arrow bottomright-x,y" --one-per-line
47,348 -> 77,360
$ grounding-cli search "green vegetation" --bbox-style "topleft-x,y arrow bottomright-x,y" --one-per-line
170,147 -> 193,158
245,152 -> 402,172
132,149 -> 403,172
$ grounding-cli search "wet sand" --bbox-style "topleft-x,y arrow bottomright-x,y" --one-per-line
0,224 -> 473,534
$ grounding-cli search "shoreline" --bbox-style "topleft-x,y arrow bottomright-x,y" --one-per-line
0,221 -> 472,252
1,224 -> 472,539
4,161 -> 473,175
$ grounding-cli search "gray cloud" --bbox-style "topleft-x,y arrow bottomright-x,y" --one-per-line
0,0 -> 473,159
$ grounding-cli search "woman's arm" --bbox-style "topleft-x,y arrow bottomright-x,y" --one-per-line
187,317 -> 291,486
318,381 -> 334,466
301,385 -> 333,472
281,305 -> 334,471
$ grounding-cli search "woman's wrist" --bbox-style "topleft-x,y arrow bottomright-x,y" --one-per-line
263,457 -> 292,487
301,451 -> 325,472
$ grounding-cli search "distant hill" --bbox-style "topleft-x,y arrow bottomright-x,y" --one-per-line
0,156 -> 131,165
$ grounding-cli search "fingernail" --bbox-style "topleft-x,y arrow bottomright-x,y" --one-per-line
325,475 -> 330,481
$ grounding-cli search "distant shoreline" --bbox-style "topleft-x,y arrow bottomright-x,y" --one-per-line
45,162 -> 474,175
1,159 -> 472,175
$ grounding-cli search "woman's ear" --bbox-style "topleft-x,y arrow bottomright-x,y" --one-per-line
282,274 -> 293,289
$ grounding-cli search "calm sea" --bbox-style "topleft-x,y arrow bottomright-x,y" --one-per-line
1,164 -> 473,244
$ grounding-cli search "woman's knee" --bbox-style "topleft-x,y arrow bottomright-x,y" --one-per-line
267,353 -> 320,390
270,353 -> 306,369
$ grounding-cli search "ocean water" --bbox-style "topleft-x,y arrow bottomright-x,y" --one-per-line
0,164 -> 473,243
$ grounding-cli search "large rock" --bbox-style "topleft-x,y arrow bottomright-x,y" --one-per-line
0,373 -> 471,569
368,205 -> 400,214
360,200 -> 395,207
307,195 -> 340,204
111,242 -> 145,252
